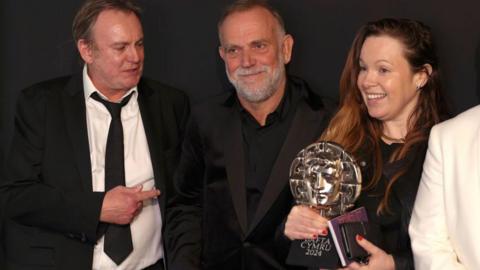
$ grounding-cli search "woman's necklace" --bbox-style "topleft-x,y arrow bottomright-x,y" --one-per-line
381,133 -> 405,143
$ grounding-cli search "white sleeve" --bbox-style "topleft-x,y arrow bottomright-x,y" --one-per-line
409,125 -> 466,270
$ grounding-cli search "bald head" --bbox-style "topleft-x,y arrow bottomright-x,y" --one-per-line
218,1 -> 286,44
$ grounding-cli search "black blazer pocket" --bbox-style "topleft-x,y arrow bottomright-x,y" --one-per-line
26,246 -> 56,267
28,229 -> 56,267
4,223 -> 56,267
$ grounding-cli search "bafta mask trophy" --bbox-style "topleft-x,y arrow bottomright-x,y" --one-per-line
286,141 -> 362,268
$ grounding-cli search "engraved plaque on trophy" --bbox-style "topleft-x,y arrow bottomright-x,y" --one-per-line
286,141 -> 362,268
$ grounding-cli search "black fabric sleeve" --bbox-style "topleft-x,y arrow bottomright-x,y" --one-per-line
0,88 -> 104,244
165,116 -> 204,270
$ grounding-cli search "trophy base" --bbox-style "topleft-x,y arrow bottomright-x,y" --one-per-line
286,234 -> 340,268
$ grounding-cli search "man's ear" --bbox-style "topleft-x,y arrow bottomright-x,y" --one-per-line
77,39 -> 94,64
281,34 -> 294,64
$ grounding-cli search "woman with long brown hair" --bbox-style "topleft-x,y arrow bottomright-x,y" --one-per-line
284,18 -> 450,270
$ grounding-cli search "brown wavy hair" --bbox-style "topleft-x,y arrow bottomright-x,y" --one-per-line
320,18 -> 450,214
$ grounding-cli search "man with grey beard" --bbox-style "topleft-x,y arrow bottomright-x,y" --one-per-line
166,1 -> 333,269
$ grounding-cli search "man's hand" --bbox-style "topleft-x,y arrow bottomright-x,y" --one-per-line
100,185 -> 160,224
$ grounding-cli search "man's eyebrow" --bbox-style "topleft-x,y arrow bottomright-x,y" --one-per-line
111,41 -> 129,46
250,39 -> 269,44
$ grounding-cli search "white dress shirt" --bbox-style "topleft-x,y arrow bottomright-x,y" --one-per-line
83,66 -> 163,270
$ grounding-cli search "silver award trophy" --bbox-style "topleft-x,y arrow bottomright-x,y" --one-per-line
286,141 -> 362,268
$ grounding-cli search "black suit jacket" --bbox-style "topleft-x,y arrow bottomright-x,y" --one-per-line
166,77 -> 334,270
0,74 -> 189,270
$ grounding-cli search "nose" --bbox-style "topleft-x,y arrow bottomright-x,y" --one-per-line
314,174 -> 325,190
240,49 -> 255,68
358,70 -> 376,89
127,46 -> 143,63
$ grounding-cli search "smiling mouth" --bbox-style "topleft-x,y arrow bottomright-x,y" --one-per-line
124,67 -> 141,74
236,66 -> 268,77
238,70 -> 264,77
366,93 -> 387,100
237,72 -> 265,83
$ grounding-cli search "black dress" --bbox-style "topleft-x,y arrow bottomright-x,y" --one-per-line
354,141 -> 427,270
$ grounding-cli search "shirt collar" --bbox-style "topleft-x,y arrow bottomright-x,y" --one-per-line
233,78 -> 296,122
82,65 -> 137,102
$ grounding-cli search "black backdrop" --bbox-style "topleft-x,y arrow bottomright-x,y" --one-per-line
1,0 -> 480,263
2,0 -> 480,163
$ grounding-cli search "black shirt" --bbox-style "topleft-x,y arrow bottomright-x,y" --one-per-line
357,141 -> 403,240
235,84 -> 302,225
355,140 -> 425,270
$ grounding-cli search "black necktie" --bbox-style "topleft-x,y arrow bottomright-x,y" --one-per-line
91,92 -> 134,265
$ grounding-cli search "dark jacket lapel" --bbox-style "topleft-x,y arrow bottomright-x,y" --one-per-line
62,74 -> 93,192
248,98 -> 328,234
223,107 -> 249,236
137,80 -> 168,218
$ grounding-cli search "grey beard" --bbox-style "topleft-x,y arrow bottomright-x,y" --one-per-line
227,63 -> 285,104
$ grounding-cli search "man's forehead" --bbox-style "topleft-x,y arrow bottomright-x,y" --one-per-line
92,10 -> 140,31
219,7 -> 278,44
90,9 -> 143,42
